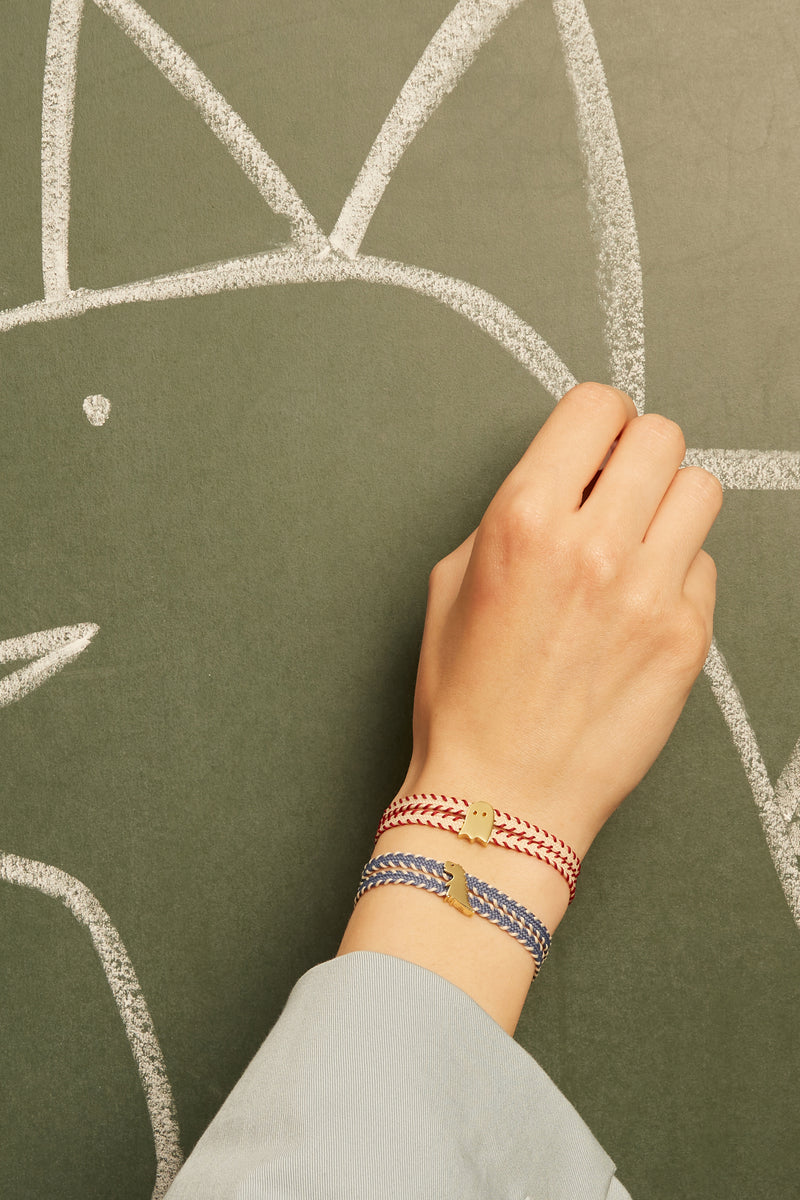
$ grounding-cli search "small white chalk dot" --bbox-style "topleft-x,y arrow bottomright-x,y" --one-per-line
83,394 -> 111,425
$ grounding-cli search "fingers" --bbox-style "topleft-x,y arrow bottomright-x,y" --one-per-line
488,382 -> 637,519
570,405 -> 722,599
643,465 -> 723,585
579,413 -> 686,545
451,383 -> 721,608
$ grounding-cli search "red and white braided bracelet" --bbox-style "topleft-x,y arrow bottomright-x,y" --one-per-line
374,792 -> 582,904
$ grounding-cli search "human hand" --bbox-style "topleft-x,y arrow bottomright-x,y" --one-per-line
396,383 -> 723,858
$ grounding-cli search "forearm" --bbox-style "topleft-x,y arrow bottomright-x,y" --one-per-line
337,815 -> 572,1037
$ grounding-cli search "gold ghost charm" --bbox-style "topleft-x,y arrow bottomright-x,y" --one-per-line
443,861 -> 474,917
458,802 -> 495,845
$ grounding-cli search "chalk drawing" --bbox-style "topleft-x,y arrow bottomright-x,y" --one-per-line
0,853 -> 183,1198
0,623 -> 98,706
329,0 -> 528,259
0,624 -> 183,1198
42,0 -> 81,298
551,0 -> 644,411
703,641 -> 800,923
3,0 -> 800,1192
83,393 -> 110,424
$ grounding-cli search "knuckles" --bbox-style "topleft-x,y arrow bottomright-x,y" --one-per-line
636,413 -> 686,460
491,493 -> 552,555
576,537 -> 623,588
680,465 -> 724,511
567,381 -> 635,424
489,496 -> 627,591
464,474 -> 716,680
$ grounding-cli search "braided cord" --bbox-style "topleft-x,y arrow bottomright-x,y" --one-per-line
375,793 -> 581,903
355,852 -> 551,969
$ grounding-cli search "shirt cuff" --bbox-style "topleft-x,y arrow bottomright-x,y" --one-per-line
165,949 -> 629,1200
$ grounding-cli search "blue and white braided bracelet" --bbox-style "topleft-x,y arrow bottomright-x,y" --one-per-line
354,851 -> 551,970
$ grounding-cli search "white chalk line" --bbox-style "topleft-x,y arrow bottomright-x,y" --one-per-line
92,0 -> 326,251
41,0 -> 327,260
682,448 -> 800,490
703,640 -> 800,926
552,0 -> 645,413
329,0 -> 526,258
0,622 -> 99,706
3,245 -> 800,490
0,622 -> 183,1197
549,1 -> 798,917
41,0 -> 84,299
0,853 -> 183,1199
0,244 -> 577,399
325,0 -> 646,404
0,622 -> 96,664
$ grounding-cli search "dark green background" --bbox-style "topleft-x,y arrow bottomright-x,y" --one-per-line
2,1 -> 799,1197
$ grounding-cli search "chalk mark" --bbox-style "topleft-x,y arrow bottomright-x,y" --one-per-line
0,621 -> 183,1198
0,245 -> 577,400
0,852 -> 183,1199
43,0 -> 327,273
0,623 -> 99,707
329,0 -> 526,258
552,0 -> 645,412
42,0 -> 83,298
682,448 -> 800,490
704,639 -> 800,928
94,0 -> 327,250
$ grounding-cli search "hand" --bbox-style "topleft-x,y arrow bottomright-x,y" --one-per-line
396,382 -> 723,858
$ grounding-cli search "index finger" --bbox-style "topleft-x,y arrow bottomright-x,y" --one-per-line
491,382 -> 637,516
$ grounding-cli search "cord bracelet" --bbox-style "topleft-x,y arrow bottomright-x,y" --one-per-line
354,851 -> 552,970
375,793 -> 581,903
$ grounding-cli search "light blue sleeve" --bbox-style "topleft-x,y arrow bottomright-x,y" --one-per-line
164,950 -> 632,1200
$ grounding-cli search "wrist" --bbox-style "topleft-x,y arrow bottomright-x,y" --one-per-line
337,809 -> 573,1037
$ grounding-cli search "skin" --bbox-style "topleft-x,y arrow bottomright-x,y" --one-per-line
337,382 -> 723,1035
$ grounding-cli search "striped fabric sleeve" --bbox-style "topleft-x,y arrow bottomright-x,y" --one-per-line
163,949 -> 631,1200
